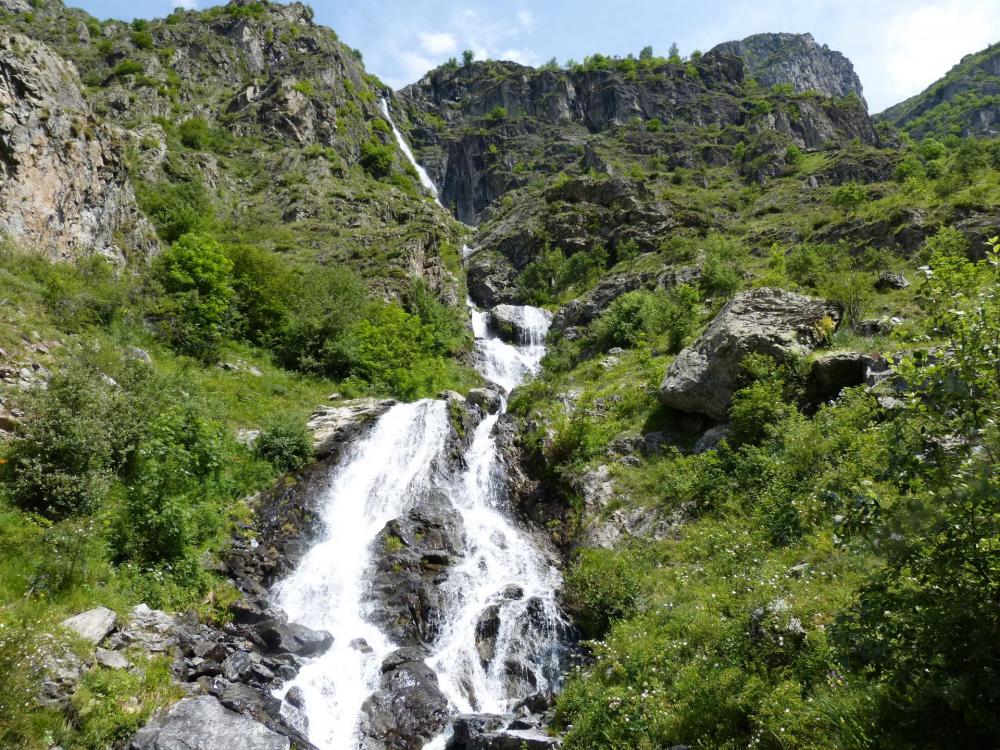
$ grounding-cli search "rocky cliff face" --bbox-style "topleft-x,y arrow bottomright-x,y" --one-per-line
878,42 -> 1000,138
0,31 -> 154,261
401,52 -> 877,224
711,33 -> 866,106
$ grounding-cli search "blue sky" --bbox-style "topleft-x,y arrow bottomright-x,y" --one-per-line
66,0 -> 1000,112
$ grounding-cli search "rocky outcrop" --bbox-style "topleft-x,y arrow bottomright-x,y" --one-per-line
712,33 -> 866,105
487,305 -> 552,345
467,250 -> 519,307
659,288 -> 840,419
129,695 -> 291,750
307,398 -> 397,458
366,489 -> 466,646
358,648 -> 450,750
879,41 -> 1000,137
806,351 -> 874,404
0,32 -> 154,261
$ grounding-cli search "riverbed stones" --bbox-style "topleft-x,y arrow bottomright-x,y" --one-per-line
659,288 -> 840,420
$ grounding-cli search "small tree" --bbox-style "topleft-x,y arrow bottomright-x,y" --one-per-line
639,45 -> 653,61
668,42 -> 681,62
151,233 -> 234,360
462,49 -> 475,66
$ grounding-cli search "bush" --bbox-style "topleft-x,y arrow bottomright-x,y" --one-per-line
662,283 -> 701,353
131,30 -> 153,50
563,548 -> 642,639
2,363 -> 147,518
150,233 -> 234,361
830,182 -> 866,213
136,178 -> 213,243
254,415 -> 313,473
699,233 -> 747,298
591,290 -> 664,350
109,403 -> 226,566
821,271 -> 871,329
360,140 -> 394,178
225,244 -> 295,346
112,59 -> 143,77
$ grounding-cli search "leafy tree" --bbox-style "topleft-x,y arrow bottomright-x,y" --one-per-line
639,45 -> 653,61
360,140 -> 394,178
150,233 -> 235,361
462,49 -> 475,66
136,177 -> 212,243
225,243 -> 295,346
668,42 -> 681,62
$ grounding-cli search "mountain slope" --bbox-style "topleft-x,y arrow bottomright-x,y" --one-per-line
878,41 -> 1000,137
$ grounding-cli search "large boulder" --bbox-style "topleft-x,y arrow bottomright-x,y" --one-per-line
129,696 -> 290,750
60,607 -> 118,645
366,490 -> 465,646
0,32 -> 155,261
307,398 -> 396,458
659,288 -> 840,419
358,649 -> 450,750
467,250 -> 518,307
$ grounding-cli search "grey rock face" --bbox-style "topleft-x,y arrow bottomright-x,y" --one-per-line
467,387 -> 504,415
712,33 -> 865,105
875,271 -> 910,290
129,695 -> 290,750
0,32 -> 155,261
659,288 -> 840,419
60,607 -> 118,645
307,398 -> 397,458
466,250 -> 519,307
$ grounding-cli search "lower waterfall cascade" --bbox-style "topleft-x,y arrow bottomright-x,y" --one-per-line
272,295 -> 568,749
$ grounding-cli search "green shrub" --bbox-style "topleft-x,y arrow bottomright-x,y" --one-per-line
254,415 -> 314,473
563,548 -> 642,639
360,141 -> 395,178
591,290 -> 664,350
112,59 -> 143,77
699,233 -> 747,298
662,283 -> 701,353
131,30 -> 153,50
150,233 -> 234,361
225,243 -> 295,346
1,363 -> 147,518
136,177 -> 213,243
830,182 -> 866,213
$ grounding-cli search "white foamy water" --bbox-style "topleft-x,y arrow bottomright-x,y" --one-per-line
379,97 -> 440,201
272,401 -> 451,748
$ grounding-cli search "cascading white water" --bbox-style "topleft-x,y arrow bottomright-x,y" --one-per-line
427,303 -> 562,719
274,106 -> 565,750
379,97 -> 440,200
273,401 -> 451,748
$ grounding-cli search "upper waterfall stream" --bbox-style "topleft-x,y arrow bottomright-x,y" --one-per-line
272,114 -> 567,749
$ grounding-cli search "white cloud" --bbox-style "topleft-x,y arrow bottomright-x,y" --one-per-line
419,31 -> 458,56
517,9 -> 536,30
171,0 -> 197,9
498,47 -> 541,66
884,1 -> 1000,102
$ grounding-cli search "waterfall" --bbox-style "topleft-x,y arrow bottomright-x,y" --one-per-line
379,97 -> 440,201
272,302 -> 566,749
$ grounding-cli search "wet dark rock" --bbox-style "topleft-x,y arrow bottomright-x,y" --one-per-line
358,649 -> 449,750
255,620 -> 333,657
467,387 -> 504,415
467,250 -> 519,307
475,604 -> 502,666
285,686 -> 306,709
367,490 -> 466,646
